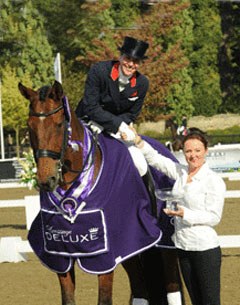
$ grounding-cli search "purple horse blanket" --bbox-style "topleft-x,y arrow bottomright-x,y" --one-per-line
28,133 -> 177,274
143,135 -> 177,248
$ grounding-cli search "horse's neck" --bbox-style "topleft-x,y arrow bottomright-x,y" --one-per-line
170,122 -> 177,138
71,114 -> 85,144
61,115 -> 101,189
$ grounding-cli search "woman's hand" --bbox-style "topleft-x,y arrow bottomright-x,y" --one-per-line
163,205 -> 184,218
120,124 -> 144,148
118,122 -> 136,141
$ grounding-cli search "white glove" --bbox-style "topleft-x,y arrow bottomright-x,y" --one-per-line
118,122 -> 136,142
88,120 -> 103,134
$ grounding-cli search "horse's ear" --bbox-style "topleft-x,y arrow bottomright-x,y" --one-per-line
18,83 -> 35,100
52,80 -> 64,101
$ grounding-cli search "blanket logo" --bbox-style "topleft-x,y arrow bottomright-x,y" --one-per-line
41,208 -> 108,256
44,225 -> 100,243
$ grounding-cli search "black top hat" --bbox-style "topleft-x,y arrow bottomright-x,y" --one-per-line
118,36 -> 149,60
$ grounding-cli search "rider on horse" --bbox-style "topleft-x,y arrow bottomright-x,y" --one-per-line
19,79 -> 184,305
75,36 -> 157,215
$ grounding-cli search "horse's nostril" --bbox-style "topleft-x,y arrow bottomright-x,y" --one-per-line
37,176 -> 58,192
49,176 -> 57,183
47,176 -> 58,189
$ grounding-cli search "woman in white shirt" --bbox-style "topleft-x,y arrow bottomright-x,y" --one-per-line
122,127 -> 226,305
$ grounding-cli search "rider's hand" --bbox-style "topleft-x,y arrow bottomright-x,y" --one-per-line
89,121 -> 103,134
118,122 -> 136,142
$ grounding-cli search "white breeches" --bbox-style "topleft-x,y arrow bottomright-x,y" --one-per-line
127,145 -> 148,177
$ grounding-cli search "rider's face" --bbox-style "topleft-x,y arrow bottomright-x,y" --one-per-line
119,55 -> 142,77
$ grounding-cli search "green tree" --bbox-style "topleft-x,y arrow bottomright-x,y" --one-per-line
0,0 -> 54,88
218,2 -> 240,113
32,0 -> 85,62
167,68 -> 194,125
2,65 -> 32,157
189,0 -> 222,116
110,0 -> 139,28
73,0 -> 116,65
164,0 -> 194,124
33,0 -> 116,106
130,1 -> 192,123
62,64 -> 87,110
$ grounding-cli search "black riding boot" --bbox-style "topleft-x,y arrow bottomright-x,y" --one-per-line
142,168 -> 158,218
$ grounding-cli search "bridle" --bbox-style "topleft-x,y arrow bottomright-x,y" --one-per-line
29,104 -> 67,161
29,96 -> 98,185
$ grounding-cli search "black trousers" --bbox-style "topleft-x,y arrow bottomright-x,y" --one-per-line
177,247 -> 222,305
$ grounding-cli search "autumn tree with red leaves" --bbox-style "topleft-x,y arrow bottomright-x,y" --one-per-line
80,0 -> 193,123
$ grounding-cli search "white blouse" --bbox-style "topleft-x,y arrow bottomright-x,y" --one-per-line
140,141 -> 226,251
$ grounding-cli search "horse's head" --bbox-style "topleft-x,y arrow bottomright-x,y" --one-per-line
18,81 -> 67,191
172,137 -> 183,151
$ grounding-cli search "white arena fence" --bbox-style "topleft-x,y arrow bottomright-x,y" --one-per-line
0,172 -> 240,263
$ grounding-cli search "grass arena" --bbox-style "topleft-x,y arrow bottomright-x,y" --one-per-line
0,177 -> 239,305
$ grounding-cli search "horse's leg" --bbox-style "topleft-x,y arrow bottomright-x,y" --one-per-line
58,267 -> 76,305
160,248 -> 185,305
98,272 -> 114,305
122,255 -> 149,305
141,248 -> 168,305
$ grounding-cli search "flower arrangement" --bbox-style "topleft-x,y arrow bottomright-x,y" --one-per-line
18,149 -> 37,190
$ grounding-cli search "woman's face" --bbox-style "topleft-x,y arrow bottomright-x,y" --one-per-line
183,138 -> 207,171
119,55 -> 141,77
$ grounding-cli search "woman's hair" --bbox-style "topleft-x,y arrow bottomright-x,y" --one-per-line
182,127 -> 208,149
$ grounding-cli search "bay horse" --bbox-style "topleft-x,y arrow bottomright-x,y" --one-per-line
165,118 -> 184,152
18,81 -> 183,305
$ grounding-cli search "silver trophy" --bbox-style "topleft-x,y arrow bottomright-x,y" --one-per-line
155,188 -> 184,211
